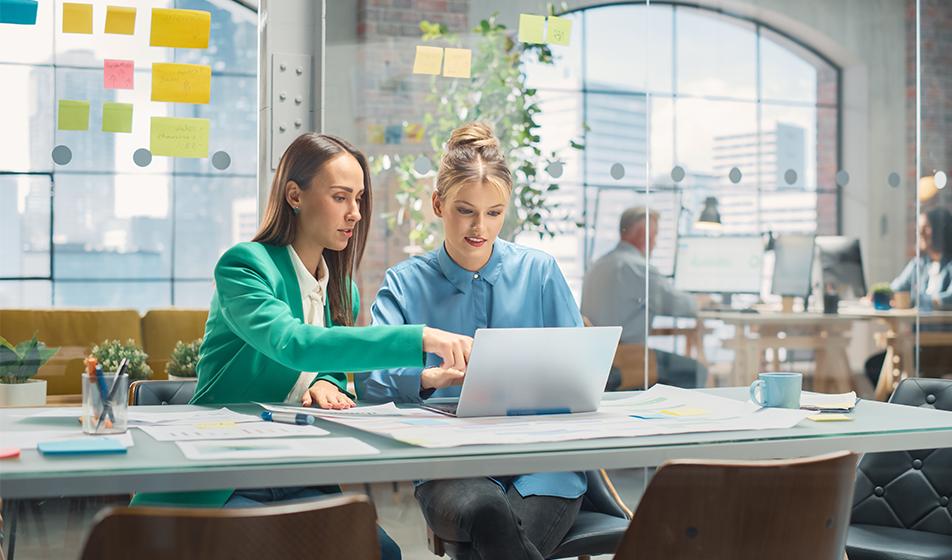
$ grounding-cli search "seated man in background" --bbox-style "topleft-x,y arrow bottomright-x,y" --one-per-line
581,207 -> 707,389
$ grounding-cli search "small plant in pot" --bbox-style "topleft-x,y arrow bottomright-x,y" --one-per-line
0,335 -> 59,406
92,339 -> 152,382
871,283 -> 894,311
166,338 -> 201,381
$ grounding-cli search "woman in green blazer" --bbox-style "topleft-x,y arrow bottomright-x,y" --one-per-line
132,133 -> 472,560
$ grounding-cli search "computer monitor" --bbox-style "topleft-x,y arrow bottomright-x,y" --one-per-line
815,236 -> 867,298
771,234 -> 815,297
673,236 -> 764,294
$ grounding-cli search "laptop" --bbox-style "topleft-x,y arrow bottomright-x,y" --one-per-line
421,326 -> 622,418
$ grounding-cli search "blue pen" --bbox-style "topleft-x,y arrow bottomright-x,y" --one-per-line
94,364 -> 110,413
260,411 -> 316,425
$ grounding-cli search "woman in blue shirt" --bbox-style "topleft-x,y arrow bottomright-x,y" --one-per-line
358,122 -> 585,559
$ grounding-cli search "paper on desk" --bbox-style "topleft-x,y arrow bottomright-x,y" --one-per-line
176,437 -> 379,460
3,430 -> 135,450
139,422 -> 327,442
800,391 -> 857,412
257,402 -> 443,418
28,407 -> 260,426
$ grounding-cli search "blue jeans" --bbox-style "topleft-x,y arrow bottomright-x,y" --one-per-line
225,485 -> 401,560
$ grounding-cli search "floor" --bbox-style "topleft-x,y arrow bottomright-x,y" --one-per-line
3,469 -> 648,560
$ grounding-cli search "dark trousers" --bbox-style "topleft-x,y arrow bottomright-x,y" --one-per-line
224,485 -> 401,560
865,347 -> 952,387
415,477 -> 582,560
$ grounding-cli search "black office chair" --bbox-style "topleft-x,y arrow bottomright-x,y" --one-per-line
129,379 -> 197,406
427,470 -> 631,560
847,378 -> 952,560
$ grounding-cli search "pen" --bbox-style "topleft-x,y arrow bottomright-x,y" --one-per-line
96,358 -> 127,430
260,411 -> 316,425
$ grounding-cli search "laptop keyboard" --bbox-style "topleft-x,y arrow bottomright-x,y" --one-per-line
423,402 -> 459,416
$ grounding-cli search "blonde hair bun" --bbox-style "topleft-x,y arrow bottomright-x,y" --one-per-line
446,122 -> 500,152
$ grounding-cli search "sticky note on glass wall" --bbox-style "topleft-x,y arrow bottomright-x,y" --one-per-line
151,63 -> 211,104
518,14 -> 545,44
150,116 -> 209,158
412,45 -> 443,75
442,48 -> 471,79
546,16 -> 572,46
150,8 -> 210,48
104,59 -> 134,90
62,2 -> 93,34
102,102 -> 133,133
104,5 -> 136,35
57,100 -> 90,131
0,0 -> 39,25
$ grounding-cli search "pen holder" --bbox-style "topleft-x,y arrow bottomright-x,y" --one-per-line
82,373 -> 129,435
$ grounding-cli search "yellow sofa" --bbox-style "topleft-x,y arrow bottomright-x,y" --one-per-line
0,308 -> 208,396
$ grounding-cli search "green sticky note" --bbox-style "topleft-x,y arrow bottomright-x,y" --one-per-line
518,13 -> 545,44
660,407 -> 708,417
57,100 -> 90,131
0,0 -> 39,25
102,102 -> 133,133
150,116 -> 209,158
547,15 -> 572,46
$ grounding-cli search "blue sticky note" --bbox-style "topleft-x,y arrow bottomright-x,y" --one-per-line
630,413 -> 667,420
38,437 -> 127,455
0,0 -> 38,25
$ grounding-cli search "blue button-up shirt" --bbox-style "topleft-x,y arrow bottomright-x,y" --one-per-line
358,239 -> 587,499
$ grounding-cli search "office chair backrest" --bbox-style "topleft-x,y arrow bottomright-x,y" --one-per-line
80,494 -> 380,560
128,379 -> 197,406
614,451 -> 858,560
852,378 -> 952,534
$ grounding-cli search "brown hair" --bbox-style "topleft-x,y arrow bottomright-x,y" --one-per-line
435,122 -> 513,202
252,133 -> 372,327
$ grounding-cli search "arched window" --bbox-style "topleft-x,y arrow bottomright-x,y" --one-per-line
521,3 -> 839,295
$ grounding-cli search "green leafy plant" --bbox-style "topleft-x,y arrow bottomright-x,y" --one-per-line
167,338 -> 201,378
871,283 -> 893,296
372,9 -> 585,252
92,339 -> 152,382
0,335 -> 59,384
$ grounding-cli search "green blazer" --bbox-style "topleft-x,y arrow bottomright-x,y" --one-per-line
131,241 -> 425,508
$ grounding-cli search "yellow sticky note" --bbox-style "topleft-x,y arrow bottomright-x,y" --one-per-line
62,2 -> 92,34
195,421 -> 236,429
518,13 -> 545,44
546,15 -> 572,46
661,407 -> 708,417
412,45 -> 443,75
151,63 -> 212,104
808,414 -> 853,422
150,8 -> 210,49
57,100 -> 90,131
102,102 -> 133,133
442,48 -> 471,79
150,116 -> 209,158
104,6 -> 136,35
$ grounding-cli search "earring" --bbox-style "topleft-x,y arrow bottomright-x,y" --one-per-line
292,206 -> 300,215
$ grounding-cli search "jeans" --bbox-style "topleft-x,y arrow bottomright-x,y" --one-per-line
415,477 -> 582,560
224,485 -> 401,560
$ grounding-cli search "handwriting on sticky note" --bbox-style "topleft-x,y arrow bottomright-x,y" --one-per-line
412,45 -> 443,75
660,407 -> 708,417
104,5 -> 136,34
104,59 -> 134,90
62,2 -> 92,34
0,0 -> 39,25
442,48 -> 471,79
518,13 -> 545,44
808,414 -> 853,422
102,102 -> 133,133
150,116 -> 209,158
150,8 -> 210,48
57,100 -> 89,131
151,63 -> 211,104
546,16 -> 572,46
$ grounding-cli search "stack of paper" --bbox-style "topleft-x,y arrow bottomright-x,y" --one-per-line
800,391 -> 858,412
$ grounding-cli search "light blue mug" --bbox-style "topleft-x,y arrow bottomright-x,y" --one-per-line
749,372 -> 802,409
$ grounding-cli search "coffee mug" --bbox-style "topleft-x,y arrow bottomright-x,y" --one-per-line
749,372 -> 802,409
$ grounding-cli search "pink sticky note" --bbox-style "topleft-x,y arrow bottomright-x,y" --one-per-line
104,59 -> 134,90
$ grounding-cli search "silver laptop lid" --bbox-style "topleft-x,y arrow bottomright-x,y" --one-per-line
454,326 -> 622,418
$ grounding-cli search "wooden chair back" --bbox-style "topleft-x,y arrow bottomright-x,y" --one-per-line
80,494 -> 380,560
614,451 -> 858,560
581,316 -> 658,389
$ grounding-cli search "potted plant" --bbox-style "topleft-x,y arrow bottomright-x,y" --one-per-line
166,338 -> 201,381
0,335 -> 59,406
871,283 -> 893,311
92,339 -> 152,382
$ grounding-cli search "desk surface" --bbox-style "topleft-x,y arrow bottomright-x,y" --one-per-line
699,308 -> 952,323
2,389 -> 951,499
